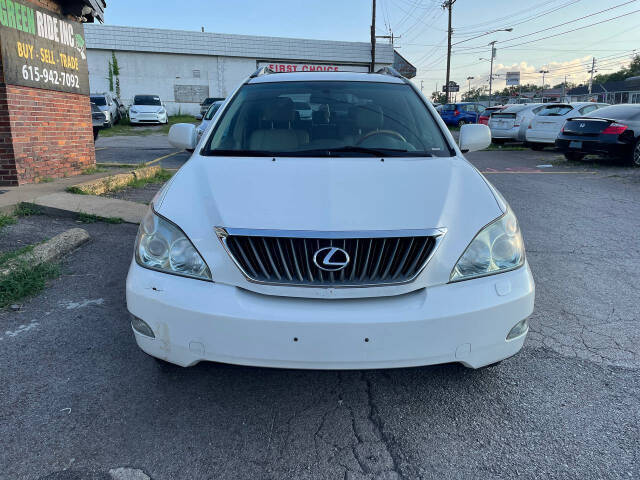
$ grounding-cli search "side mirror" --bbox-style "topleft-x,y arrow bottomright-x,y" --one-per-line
458,124 -> 491,153
195,114 -> 203,120
168,123 -> 197,151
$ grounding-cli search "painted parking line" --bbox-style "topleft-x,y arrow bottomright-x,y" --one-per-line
145,151 -> 182,166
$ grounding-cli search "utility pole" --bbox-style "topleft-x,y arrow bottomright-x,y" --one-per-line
563,74 -> 567,101
539,69 -> 549,103
488,41 -> 496,107
467,76 -> 474,100
588,57 -> 596,95
370,0 -> 376,72
443,0 -> 456,103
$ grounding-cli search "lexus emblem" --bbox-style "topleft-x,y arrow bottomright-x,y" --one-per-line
313,247 -> 350,272
579,123 -> 585,128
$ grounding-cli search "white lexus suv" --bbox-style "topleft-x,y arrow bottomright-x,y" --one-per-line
126,68 -> 535,370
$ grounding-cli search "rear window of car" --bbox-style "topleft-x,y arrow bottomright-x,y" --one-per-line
90,96 -> 106,106
134,95 -> 162,106
586,105 -> 640,120
441,104 -> 456,111
537,105 -> 573,116
204,80 -> 453,157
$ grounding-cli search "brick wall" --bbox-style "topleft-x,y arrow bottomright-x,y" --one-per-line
0,0 -> 96,186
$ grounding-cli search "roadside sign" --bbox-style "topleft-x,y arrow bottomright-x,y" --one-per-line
0,0 -> 90,95
506,72 -> 520,86
257,62 -> 369,73
443,82 -> 459,92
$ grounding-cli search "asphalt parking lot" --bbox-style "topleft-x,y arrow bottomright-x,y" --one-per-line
1,145 -> 639,480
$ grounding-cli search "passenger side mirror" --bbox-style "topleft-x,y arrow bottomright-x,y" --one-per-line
168,123 -> 197,150
458,124 -> 491,153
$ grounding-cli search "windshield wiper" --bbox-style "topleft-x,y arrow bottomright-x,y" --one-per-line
293,146 -> 433,157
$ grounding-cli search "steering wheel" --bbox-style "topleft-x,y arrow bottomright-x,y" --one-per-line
356,129 -> 407,145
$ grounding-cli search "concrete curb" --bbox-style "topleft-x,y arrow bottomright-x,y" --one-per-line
0,228 -> 91,277
70,166 -> 161,195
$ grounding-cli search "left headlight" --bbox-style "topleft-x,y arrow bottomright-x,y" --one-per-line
135,207 -> 212,281
450,208 -> 524,282
159,108 -> 166,115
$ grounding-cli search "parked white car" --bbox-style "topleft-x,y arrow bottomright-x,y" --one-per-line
90,92 -> 120,127
489,103 -> 544,143
195,100 -> 224,141
129,95 -> 169,126
526,102 -> 608,149
126,69 -> 534,370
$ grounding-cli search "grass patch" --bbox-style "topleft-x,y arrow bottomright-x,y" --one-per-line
99,115 -> 198,137
0,261 -> 60,308
0,214 -> 17,229
82,166 -> 108,175
14,203 -> 41,217
37,177 -> 54,183
0,245 -> 34,266
76,212 -> 124,224
127,169 -> 173,189
65,186 -> 88,195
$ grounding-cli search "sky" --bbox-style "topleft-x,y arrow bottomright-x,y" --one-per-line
102,0 -> 640,95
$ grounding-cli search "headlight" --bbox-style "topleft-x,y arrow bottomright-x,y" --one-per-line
159,108 -> 166,115
450,208 -> 524,282
135,207 -> 212,281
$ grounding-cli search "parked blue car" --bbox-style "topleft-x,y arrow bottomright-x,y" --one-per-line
439,103 -> 486,127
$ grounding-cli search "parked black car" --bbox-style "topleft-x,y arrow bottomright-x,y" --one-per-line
555,104 -> 640,166
200,97 -> 226,116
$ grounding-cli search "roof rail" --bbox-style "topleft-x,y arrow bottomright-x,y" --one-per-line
249,66 -> 275,78
375,66 -> 404,78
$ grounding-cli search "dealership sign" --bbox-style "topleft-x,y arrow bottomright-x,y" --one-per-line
0,0 -> 90,94
258,62 -> 369,73
506,71 -> 520,86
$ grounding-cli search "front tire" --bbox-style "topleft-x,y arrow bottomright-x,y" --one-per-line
564,152 -> 585,162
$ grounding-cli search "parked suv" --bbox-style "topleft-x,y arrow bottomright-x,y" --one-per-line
129,95 -> 168,125
439,102 -> 486,127
127,69 -> 534,370
90,92 -> 120,127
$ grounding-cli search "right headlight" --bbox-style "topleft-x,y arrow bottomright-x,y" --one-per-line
135,207 -> 212,281
450,208 -> 524,282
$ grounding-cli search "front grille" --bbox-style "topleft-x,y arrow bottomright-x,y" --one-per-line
218,229 -> 444,287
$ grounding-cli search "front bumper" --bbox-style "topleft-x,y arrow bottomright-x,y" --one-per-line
126,260 -> 535,370
129,112 -> 168,124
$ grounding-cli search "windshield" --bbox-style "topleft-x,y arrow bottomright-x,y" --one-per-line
205,102 -> 223,120
202,98 -> 215,105
134,95 -> 162,106
204,81 -> 451,157
91,96 -> 106,106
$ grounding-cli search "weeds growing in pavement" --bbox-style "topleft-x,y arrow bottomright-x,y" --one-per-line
82,166 -> 108,175
14,203 -> 41,217
0,245 -> 34,266
0,260 -> 60,308
65,186 -> 88,195
126,169 -> 173,189
0,215 -> 17,229
76,212 -> 124,224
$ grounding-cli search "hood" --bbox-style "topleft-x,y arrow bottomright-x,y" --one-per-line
153,155 -> 504,297
132,105 -> 163,113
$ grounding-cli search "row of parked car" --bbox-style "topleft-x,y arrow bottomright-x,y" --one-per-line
436,101 -> 640,165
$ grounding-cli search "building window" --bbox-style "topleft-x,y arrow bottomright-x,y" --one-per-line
193,70 -> 201,78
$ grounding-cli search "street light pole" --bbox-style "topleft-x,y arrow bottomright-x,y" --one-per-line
488,41 -> 496,107
539,69 -> 549,103
370,0 -> 376,72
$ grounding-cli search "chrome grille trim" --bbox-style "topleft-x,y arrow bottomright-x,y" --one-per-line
216,228 -> 446,288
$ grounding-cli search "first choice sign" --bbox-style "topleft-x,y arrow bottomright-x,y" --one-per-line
258,62 -> 369,73
0,0 -> 90,95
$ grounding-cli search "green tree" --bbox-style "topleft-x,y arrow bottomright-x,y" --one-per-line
106,60 -> 113,92
431,91 -> 447,104
111,52 -> 121,98
592,54 -> 640,84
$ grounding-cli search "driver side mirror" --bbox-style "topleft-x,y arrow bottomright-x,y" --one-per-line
458,124 -> 491,153
168,123 -> 197,151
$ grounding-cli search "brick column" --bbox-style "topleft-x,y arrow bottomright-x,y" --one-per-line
0,0 -> 96,186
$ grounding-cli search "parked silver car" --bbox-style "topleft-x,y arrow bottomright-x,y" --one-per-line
488,103 -> 544,143
90,92 -> 120,127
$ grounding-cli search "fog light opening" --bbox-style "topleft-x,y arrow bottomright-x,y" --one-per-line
506,318 -> 528,340
131,315 -> 155,338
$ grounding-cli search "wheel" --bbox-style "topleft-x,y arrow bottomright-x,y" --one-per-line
530,143 -> 544,151
564,152 -> 585,162
631,139 -> 640,167
457,119 -> 466,127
